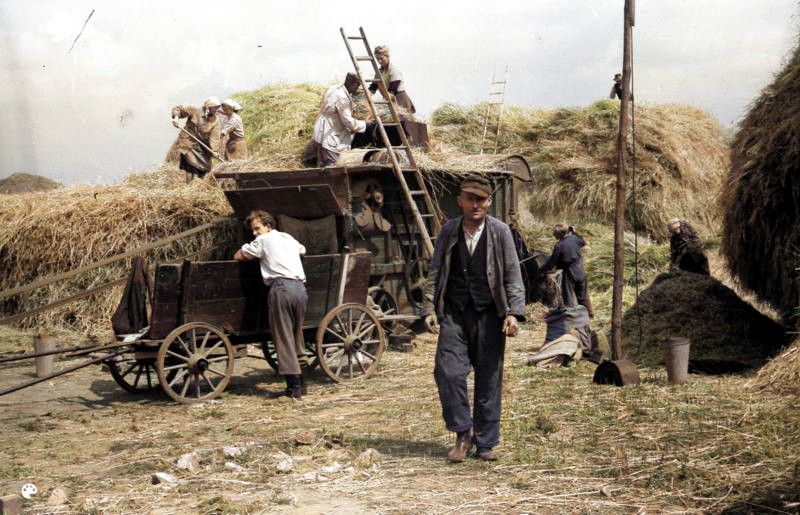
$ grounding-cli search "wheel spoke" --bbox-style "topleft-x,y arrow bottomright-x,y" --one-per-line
190,329 -> 198,353
321,341 -> 345,349
133,366 -> 144,388
356,322 -> 377,340
352,311 -> 367,340
175,335 -> 192,356
324,327 -> 346,342
348,354 -> 353,379
201,371 -> 216,391
203,339 -> 224,357
194,375 -> 201,398
180,374 -> 191,397
335,313 -> 349,337
206,355 -> 230,363
360,349 -> 378,361
206,366 -> 227,378
199,330 -> 211,352
164,363 -> 189,372
168,368 -> 188,387
166,350 -> 189,362
354,352 -> 368,374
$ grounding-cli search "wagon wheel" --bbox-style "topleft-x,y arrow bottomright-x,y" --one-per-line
262,340 -> 319,372
316,303 -> 386,383
156,322 -> 235,404
107,353 -> 160,394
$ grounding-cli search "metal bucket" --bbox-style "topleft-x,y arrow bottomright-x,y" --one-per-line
665,337 -> 690,385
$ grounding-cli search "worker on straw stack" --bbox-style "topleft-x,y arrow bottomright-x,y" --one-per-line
170,97 -> 222,183
234,210 -> 309,399
541,224 -> 594,317
369,45 -> 416,114
667,218 -> 710,275
609,73 -> 623,100
422,174 -> 526,463
220,98 -> 248,161
311,72 -> 367,167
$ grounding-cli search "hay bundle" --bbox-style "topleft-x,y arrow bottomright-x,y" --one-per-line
623,271 -> 788,367
0,165 -> 235,337
721,43 -> 800,326
431,100 -> 728,240
748,338 -> 800,395
0,173 -> 61,194
234,82 -> 325,160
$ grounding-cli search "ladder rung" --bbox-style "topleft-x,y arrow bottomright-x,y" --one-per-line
374,100 -> 390,104
409,190 -> 426,196
420,214 -> 435,218
391,146 -> 408,150
382,122 -> 400,127
348,36 -> 365,40
356,56 -> 373,61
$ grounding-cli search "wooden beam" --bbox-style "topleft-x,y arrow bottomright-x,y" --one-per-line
610,0 -> 635,360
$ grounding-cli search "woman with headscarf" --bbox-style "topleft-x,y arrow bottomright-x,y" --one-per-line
369,45 -> 416,114
170,96 -> 222,183
220,98 -> 248,160
667,218 -> 710,275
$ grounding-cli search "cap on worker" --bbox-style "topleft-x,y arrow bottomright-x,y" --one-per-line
460,174 -> 492,198
374,45 -> 390,56
203,96 -> 221,109
222,98 -> 242,111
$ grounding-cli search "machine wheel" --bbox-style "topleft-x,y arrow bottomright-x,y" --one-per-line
368,287 -> 398,316
262,340 -> 319,372
156,322 -> 235,404
316,303 -> 385,383
107,353 -> 160,394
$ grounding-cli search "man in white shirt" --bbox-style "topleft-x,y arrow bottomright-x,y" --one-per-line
234,210 -> 308,398
312,73 -> 367,167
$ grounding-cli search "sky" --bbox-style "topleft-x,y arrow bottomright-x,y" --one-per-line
1,1 -> 798,185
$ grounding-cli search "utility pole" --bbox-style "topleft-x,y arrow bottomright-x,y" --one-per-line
610,0 -> 634,360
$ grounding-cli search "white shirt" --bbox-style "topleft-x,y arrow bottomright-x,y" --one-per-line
312,84 -> 367,152
241,230 -> 307,284
463,222 -> 485,255
222,112 -> 245,139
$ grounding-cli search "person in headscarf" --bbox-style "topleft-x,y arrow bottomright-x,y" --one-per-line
369,45 -> 416,114
169,96 -> 222,183
667,218 -> 710,275
220,98 -> 248,161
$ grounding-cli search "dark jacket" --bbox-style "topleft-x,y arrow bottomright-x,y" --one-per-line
424,215 -> 526,320
542,233 -> 586,281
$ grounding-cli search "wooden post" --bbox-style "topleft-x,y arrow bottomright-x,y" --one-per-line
33,328 -> 55,378
610,0 -> 635,360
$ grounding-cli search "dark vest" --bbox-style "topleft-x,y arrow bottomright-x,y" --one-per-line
445,226 -> 493,312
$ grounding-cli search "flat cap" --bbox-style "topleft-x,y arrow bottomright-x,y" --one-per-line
460,174 -> 492,198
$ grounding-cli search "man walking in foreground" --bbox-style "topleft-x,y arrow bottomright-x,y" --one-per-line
423,174 -> 526,462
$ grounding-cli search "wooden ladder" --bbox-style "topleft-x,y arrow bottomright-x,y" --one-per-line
480,66 -> 508,155
340,26 -> 440,258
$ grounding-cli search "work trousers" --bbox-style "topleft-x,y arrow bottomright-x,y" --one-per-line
267,278 -> 308,376
434,301 -> 505,449
561,271 -> 593,316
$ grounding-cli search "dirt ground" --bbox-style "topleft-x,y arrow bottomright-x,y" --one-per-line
1,317 -> 799,514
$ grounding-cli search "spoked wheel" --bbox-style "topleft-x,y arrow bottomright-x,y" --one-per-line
156,322 -> 235,404
316,303 -> 386,383
262,340 -> 319,372
368,287 -> 398,316
107,353 -> 160,394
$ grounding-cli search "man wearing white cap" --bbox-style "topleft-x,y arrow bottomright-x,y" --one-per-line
220,98 -> 248,160
170,96 -> 222,183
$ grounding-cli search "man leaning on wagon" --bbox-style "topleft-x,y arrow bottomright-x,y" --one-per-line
423,174 -> 526,463
234,210 -> 309,399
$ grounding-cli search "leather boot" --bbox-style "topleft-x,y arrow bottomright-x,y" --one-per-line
283,374 -> 302,398
446,429 -> 474,463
